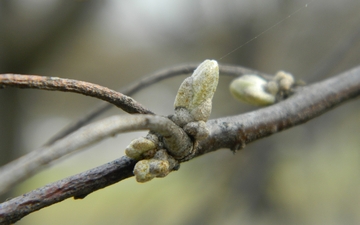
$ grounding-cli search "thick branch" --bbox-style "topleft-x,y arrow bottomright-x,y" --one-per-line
0,66 -> 359,224
0,74 -> 154,115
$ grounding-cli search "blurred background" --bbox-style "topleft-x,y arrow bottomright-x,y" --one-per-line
1,0 -> 360,224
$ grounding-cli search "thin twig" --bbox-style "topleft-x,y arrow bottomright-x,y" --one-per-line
0,65 -> 359,224
0,74 -> 154,115
0,115 -> 191,197
45,63 -> 272,145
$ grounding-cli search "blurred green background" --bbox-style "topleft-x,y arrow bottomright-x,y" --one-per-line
1,0 -> 360,224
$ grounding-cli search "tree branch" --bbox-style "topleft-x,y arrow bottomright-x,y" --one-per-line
44,64 -> 271,145
0,156 -> 136,225
0,66 -> 359,224
0,74 -> 154,115
0,115 -> 190,196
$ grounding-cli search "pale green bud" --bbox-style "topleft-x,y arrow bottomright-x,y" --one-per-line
230,75 -> 276,106
133,149 -> 178,183
125,136 -> 158,160
174,59 -> 219,122
274,71 -> 294,91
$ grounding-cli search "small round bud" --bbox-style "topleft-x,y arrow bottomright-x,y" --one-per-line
125,137 -> 156,160
133,160 -> 154,182
133,149 -> 178,183
274,71 -> 294,91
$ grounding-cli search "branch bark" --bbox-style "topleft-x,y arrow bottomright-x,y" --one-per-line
0,66 -> 359,224
0,156 -> 136,225
0,74 -> 154,115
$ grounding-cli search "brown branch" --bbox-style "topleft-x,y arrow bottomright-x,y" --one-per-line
0,74 -> 154,115
0,66 -> 359,224
44,63 -> 272,145
0,156 -> 136,225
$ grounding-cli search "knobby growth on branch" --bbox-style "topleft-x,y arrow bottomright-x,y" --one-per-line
0,63 -> 359,225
